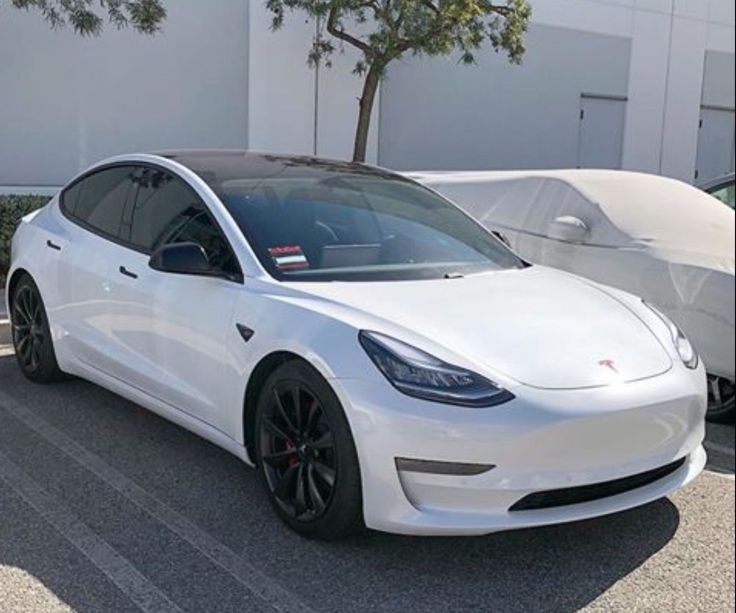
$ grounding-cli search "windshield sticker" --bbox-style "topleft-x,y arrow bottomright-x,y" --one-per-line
268,245 -> 309,271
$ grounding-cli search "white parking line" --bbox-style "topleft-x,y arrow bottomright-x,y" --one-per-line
704,441 -> 736,458
0,450 -> 183,613
0,390 -> 315,613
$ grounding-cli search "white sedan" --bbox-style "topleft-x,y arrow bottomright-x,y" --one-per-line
7,152 -> 706,538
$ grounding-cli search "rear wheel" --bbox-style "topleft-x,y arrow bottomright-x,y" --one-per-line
11,275 -> 67,383
255,360 -> 363,539
706,375 -> 735,423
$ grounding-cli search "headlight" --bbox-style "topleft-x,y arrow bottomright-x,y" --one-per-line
643,302 -> 699,369
358,331 -> 514,407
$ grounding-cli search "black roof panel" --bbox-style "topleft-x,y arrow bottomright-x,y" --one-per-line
154,149 -> 397,191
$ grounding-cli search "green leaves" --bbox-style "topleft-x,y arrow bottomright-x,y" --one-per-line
266,0 -> 531,74
266,0 -> 531,161
10,0 -> 166,36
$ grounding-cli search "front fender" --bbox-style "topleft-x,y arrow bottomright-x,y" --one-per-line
221,281 -> 388,453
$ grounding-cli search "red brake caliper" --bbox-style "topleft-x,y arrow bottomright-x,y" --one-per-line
285,440 -> 299,468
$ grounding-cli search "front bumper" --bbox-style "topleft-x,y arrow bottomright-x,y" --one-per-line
331,366 -> 707,536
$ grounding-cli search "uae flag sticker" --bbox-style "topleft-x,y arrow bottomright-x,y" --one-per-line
268,245 -> 310,271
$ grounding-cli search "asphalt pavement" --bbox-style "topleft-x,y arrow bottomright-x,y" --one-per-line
0,353 -> 733,613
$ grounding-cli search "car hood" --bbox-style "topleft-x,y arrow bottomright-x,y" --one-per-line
287,266 -> 672,390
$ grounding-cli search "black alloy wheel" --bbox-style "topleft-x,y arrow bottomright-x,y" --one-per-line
13,283 -> 45,371
11,275 -> 67,383
255,360 -> 362,539
260,381 -> 337,519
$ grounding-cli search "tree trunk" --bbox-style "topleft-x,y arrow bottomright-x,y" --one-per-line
352,65 -> 381,163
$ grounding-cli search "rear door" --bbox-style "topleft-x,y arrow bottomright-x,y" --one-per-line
54,165 -> 155,381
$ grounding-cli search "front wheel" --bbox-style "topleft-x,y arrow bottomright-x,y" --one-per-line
255,360 -> 363,539
706,375 -> 735,423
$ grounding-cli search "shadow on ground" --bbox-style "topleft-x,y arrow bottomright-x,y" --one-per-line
0,355 -> 689,613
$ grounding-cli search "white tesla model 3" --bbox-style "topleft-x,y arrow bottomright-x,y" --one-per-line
7,151 -> 707,539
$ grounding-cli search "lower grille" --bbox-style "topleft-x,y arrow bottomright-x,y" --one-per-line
510,457 -> 687,512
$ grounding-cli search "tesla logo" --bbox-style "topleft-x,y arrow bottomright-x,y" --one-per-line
598,359 -> 619,374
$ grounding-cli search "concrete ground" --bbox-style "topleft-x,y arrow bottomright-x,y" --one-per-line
0,353 -> 733,613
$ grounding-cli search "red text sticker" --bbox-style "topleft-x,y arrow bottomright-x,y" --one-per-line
268,245 -> 309,271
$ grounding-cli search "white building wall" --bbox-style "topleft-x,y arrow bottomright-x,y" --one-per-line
658,14 -> 709,181
247,4 -> 315,155
377,24 -> 632,171
247,3 -> 379,162
377,0 -> 735,181
314,37 -> 380,162
0,0 -> 733,188
621,8 -> 673,174
0,0 -> 250,188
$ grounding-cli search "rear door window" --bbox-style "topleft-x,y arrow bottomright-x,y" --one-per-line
63,166 -> 137,239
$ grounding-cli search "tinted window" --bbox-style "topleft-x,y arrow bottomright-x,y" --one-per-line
217,173 -> 524,281
65,166 -> 136,238
158,208 -> 240,275
129,168 -> 192,251
129,168 -> 239,275
62,181 -> 83,216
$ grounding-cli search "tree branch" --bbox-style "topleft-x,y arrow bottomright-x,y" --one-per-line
327,6 -> 371,53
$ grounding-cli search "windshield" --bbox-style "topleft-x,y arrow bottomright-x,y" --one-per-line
212,164 -> 524,281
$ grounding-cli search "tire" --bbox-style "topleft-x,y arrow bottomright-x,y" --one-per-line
706,375 -> 735,423
254,360 -> 363,539
10,275 -> 68,383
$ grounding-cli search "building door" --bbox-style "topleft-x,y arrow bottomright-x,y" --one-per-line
696,107 -> 735,183
576,94 -> 626,170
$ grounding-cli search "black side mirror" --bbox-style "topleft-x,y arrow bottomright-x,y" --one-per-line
149,242 -> 217,277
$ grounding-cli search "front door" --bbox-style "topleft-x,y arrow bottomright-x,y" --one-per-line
121,166 -> 244,432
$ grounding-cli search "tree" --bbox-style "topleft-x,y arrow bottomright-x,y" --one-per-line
9,0 -> 166,35
267,0 -> 531,162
